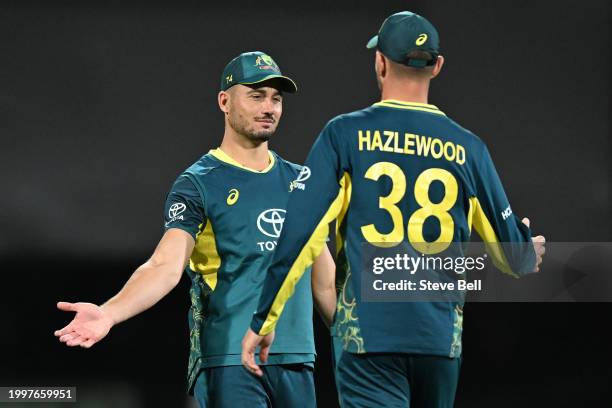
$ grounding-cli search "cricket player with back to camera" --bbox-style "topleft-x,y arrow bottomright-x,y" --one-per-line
242,11 -> 546,408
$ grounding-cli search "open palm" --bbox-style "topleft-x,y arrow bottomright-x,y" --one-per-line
54,302 -> 114,348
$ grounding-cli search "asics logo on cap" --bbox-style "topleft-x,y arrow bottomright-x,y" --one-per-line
416,34 -> 428,46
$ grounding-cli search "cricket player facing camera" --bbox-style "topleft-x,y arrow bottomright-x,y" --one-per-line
55,51 -> 336,408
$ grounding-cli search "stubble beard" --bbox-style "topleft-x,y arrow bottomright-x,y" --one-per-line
228,111 -> 275,144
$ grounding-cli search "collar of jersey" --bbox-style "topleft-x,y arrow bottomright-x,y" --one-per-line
374,99 -> 446,116
209,148 -> 276,173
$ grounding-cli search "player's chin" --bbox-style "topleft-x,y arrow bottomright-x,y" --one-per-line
248,128 -> 275,142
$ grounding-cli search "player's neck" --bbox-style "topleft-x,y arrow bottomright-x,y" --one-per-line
219,133 -> 270,172
380,79 -> 430,105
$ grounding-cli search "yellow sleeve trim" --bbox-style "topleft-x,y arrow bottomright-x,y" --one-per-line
468,197 -> 518,278
189,220 -> 221,289
259,173 -> 349,335
210,148 -> 276,173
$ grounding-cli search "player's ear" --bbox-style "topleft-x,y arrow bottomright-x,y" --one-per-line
218,90 -> 230,114
431,55 -> 444,79
375,51 -> 388,79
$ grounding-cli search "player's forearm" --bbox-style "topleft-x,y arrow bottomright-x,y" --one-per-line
311,246 -> 336,328
313,287 -> 336,328
101,259 -> 183,325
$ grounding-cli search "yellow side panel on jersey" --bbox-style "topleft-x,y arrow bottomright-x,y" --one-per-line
260,173 -> 350,335
190,220 -> 221,289
468,197 -> 518,278
466,197 -> 475,235
335,173 -> 352,257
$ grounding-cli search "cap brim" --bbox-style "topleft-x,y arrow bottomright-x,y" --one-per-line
240,74 -> 298,93
366,35 -> 378,49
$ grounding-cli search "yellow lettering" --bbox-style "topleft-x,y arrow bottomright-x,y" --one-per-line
358,130 -> 370,151
443,142 -> 456,162
371,131 -> 383,151
392,132 -> 403,153
404,133 -> 415,154
383,131 -> 395,152
431,138 -> 443,159
416,135 -> 432,156
456,145 -> 466,165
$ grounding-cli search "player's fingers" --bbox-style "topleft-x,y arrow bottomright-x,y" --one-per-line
243,349 -> 263,377
521,217 -> 530,227
74,327 -> 95,339
54,324 -> 74,337
66,335 -> 86,347
259,344 -> 270,363
80,339 -> 96,349
59,332 -> 78,343
242,352 -> 261,376
57,302 -> 77,312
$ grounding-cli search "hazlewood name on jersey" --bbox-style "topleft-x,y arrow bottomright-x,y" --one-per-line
358,129 -> 466,165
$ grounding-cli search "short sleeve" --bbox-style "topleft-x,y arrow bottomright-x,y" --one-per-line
163,175 -> 206,240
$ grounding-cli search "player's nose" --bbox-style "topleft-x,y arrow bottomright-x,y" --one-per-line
261,98 -> 276,115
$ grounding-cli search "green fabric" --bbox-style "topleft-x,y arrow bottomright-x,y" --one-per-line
366,11 -> 440,67
336,353 -> 461,408
201,353 -> 315,368
195,364 -> 315,408
165,151 -> 315,394
220,51 -> 297,92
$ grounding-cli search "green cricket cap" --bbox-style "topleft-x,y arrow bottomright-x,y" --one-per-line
366,11 -> 440,68
220,51 -> 297,93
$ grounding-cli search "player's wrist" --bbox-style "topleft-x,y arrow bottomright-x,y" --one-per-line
99,304 -> 119,327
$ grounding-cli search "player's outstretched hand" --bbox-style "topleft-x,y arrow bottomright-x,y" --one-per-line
241,328 -> 275,377
54,302 -> 114,348
522,218 -> 546,272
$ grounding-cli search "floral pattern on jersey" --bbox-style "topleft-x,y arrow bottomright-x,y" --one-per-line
333,263 -> 365,354
449,304 -> 463,358
186,272 -> 211,392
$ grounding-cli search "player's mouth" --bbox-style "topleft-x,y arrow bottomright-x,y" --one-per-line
255,118 -> 275,128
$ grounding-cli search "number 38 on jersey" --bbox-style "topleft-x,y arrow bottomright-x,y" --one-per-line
361,162 -> 458,254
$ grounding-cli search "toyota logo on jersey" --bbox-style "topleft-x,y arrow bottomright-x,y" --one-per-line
169,203 -> 186,218
165,202 -> 186,227
257,209 -> 286,238
289,166 -> 311,192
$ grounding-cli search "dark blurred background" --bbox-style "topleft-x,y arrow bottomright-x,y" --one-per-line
1,0 -> 611,407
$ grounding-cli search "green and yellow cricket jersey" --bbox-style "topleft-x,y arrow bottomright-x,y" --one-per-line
163,148 -> 315,392
251,99 -> 536,358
